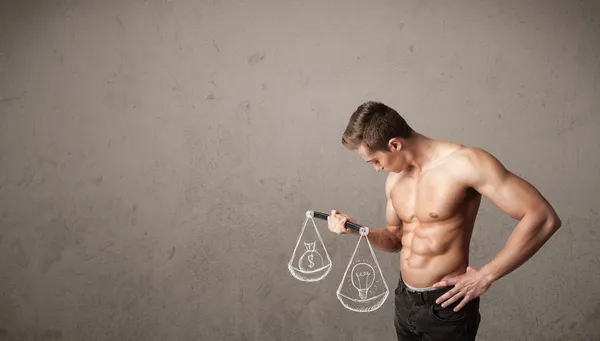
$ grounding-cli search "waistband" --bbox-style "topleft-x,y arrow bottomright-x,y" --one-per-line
403,279 -> 439,292
397,275 -> 454,306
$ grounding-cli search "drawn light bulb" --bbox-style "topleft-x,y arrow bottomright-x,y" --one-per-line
336,233 -> 389,312
351,263 -> 375,299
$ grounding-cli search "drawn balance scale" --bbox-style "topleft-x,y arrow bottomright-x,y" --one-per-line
288,212 -> 332,282
288,210 -> 389,313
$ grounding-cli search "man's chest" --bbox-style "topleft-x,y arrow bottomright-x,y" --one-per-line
390,171 -> 472,223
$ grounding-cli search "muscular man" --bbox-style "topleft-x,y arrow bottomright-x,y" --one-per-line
327,101 -> 561,341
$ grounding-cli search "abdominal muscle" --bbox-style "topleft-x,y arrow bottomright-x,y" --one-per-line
399,219 -> 473,288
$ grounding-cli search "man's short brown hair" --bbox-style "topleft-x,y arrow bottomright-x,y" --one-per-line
342,101 -> 414,152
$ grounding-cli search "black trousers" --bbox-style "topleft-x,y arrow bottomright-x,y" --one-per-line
394,274 -> 481,341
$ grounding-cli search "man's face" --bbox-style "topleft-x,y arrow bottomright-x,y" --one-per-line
358,143 -> 404,173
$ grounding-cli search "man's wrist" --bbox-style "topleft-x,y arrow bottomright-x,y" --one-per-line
480,265 -> 500,284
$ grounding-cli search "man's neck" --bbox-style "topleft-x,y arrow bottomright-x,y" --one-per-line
403,133 -> 438,172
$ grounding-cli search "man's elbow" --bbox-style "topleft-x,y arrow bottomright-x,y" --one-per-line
391,243 -> 403,253
550,213 -> 562,230
527,206 -> 561,235
543,210 -> 562,233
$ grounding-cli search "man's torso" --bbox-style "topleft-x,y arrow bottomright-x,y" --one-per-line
390,143 -> 482,288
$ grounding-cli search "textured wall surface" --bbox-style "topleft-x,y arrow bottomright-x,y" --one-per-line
1,0 -> 599,340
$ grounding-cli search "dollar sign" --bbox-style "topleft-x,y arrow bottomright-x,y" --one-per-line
308,254 -> 315,268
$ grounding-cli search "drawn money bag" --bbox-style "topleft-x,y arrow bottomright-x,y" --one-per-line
288,211 -> 332,282
336,229 -> 389,312
298,242 -> 325,271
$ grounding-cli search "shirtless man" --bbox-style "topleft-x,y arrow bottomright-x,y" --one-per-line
327,101 -> 561,341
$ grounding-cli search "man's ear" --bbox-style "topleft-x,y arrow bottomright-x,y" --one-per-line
388,138 -> 402,152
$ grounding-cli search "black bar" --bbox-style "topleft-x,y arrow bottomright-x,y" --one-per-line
311,210 -> 363,233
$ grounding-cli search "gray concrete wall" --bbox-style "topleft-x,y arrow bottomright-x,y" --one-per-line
1,0 -> 599,340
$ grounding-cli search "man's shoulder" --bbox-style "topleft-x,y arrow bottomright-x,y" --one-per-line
386,171 -> 403,181
385,171 -> 403,197
451,146 -> 499,166
446,146 -> 507,182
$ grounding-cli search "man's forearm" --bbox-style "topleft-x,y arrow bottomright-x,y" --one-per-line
349,226 -> 402,253
480,212 -> 561,283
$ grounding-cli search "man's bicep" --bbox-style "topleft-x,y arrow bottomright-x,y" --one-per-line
385,198 -> 403,236
385,173 -> 403,235
469,149 -> 552,220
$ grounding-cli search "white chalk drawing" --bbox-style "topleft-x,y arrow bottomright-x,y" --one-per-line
298,241 -> 325,271
288,212 -> 332,282
352,262 -> 375,299
336,229 -> 389,312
